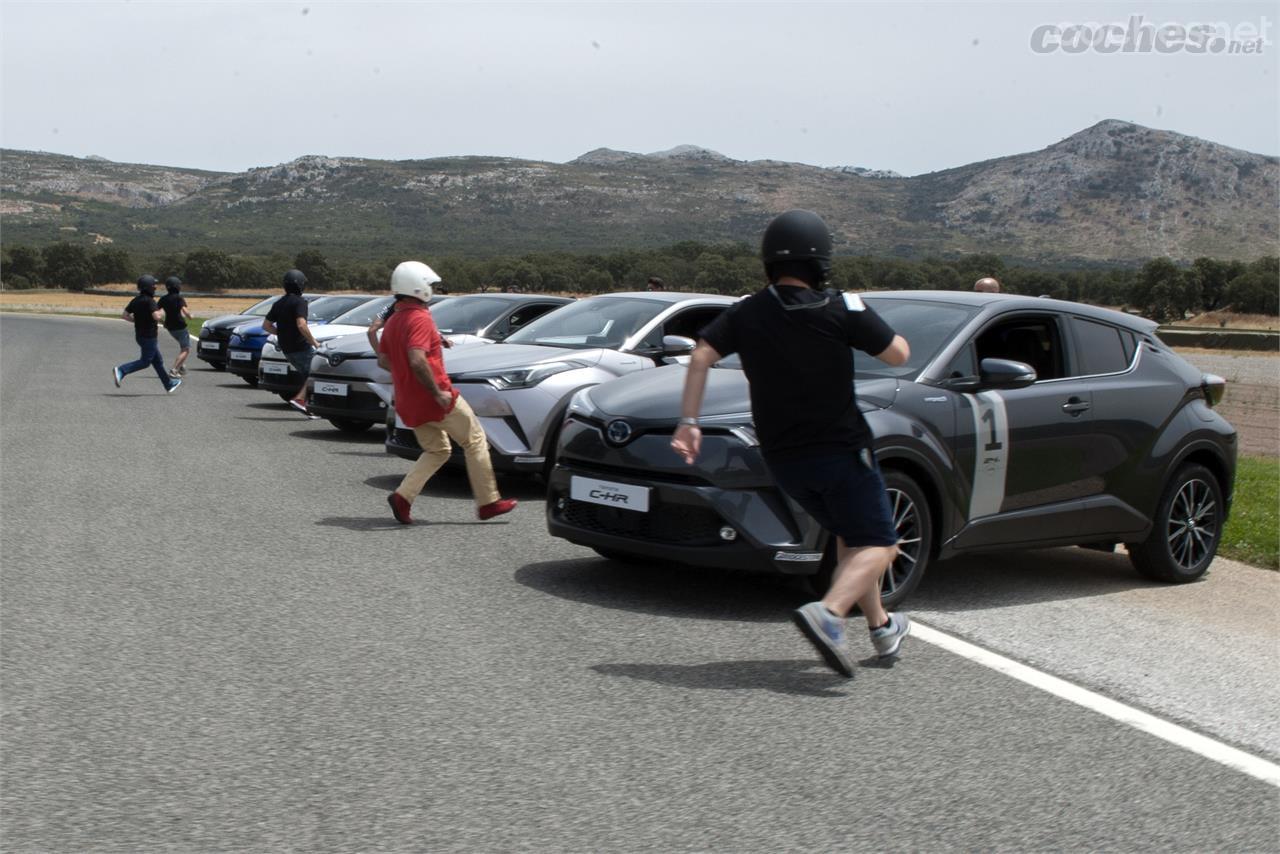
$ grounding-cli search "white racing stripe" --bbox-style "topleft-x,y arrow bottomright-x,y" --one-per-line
967,391 -> 1009,519
911,621 -> 1280,787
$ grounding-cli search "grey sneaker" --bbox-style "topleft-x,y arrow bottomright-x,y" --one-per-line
870,613 -> 910,659
166,378 -> 183,394
178,365 -> 187,376
112,366 -> 123,387
168,368 -> 181,378
792,602 -> 854,677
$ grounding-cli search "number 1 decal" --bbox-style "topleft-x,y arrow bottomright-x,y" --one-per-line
968,391 -> 1009,520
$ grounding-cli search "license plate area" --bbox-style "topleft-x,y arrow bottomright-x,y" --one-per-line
200,340 -> 219,350
570,476 -> 649,513
315,381 -> 348,397
262,362 -> 289,375
229,350 -> 252,361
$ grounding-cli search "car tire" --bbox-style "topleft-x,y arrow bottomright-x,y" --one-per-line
210,361 -> 227,372
328,418 -> 374,434
241,375 -> 259,388
806,468 -> 933,611
1127,463 -> 1223,583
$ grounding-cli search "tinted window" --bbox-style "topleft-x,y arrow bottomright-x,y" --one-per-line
430,297 -> 516,334
1072,317 -> 1130,375
857,297 -> 978,380
244,296 -> 279,317
333,296 -> 394,326
505,296 -> 668,350
310,296 -> 373,322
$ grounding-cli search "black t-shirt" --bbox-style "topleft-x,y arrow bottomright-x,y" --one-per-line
266,293 -> 310,353
157,293 -> 187,330
126,294 -> 159,338
699,285 -> 895,460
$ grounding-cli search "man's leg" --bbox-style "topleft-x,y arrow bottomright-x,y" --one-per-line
117,336 -> 152,378
140,337 -> 170,385
823,542 -> 897,628
172,330 -> 190,373
397,421 -> 452,503
438,397 -> 501,506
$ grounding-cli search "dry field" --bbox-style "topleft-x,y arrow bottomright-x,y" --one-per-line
0,288 -> 288,319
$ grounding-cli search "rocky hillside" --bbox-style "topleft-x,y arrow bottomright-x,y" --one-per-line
2,121 -> 1274,262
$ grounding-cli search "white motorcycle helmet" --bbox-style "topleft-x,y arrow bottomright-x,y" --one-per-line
389,261 -> 441,301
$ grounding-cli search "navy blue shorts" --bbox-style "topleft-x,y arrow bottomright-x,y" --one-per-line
285,346 -> 315,376
767,449 -> 898,548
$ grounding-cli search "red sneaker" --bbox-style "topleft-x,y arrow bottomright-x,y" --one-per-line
387,492 -> 412,524
477,498 -> 517,520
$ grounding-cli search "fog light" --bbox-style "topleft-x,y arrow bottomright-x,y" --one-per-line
556,497 -> 567,511
719,526 -> 738,542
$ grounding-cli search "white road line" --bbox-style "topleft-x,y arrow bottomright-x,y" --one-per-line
911,621 -> 1280,787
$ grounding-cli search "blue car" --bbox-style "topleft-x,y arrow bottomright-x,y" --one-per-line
225,295 -> 380,386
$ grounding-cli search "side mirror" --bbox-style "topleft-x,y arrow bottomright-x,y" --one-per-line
662,335 -> 696,356
979,357 -> 1037,389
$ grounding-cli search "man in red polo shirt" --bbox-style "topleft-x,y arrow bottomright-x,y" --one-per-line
378,260 -> 517,525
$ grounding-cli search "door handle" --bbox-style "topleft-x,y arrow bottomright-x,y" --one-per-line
1062,397 -> 1090,416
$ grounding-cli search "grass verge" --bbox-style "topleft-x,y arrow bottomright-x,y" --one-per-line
1220,455 -> 1279,570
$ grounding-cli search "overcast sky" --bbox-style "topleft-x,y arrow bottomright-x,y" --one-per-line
2,1 -> 1276,175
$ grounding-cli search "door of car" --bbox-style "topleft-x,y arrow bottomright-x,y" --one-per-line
946,312 -> 1097,549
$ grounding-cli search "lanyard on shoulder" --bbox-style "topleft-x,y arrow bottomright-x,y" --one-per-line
766,284 -> 830,311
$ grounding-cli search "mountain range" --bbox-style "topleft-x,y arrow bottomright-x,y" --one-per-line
1,120 -> 1275,263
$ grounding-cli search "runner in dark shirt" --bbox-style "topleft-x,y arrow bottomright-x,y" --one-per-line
262,269 -> 322,415
113,275 -> 181,393
157,276 -> 192,377
672,210 -> 910,676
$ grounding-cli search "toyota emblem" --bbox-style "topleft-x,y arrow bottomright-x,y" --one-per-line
605,420 -> 633,445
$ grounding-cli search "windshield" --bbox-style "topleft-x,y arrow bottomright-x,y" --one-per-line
709,297 -> 976,381
856,297 -> 977,379
310,296 -> 373,323
505,296 -> 666,350
429,297 -> 513,334
333,296 -> 394,326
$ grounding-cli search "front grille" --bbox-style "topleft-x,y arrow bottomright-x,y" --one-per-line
565,458 -> 714,487
312,389 -> 383,412
560,498 -> 723,546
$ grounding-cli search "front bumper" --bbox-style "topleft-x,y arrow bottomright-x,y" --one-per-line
383,412 -> 533,473
226,348 -> 261,377
196,335 -> 228,365
544,420 -> 828,574
309,374 -> 391,423
259,360 -> 304,393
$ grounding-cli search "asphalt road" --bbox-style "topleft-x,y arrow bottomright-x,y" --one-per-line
2,314 -> 1277,853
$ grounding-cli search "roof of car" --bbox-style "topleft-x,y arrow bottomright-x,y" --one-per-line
863,290 -> 1159,334
443,293 -> 574,303
597,291 -> 736,303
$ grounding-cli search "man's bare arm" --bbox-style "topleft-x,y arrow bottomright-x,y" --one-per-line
876,334 -> 910,366
407,348 -> 452,410
295,315 -> 321,348
670,340 -> 722,465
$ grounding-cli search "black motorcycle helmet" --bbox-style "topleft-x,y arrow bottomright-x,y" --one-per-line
136,274 -> 158,295
761,209 -> 833,286
164,276 -> 182,294
282,268 -> 307,295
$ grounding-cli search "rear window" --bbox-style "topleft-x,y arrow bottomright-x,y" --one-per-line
1072,317 -> 1131,376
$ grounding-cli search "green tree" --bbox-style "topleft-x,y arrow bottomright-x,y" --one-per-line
89,247 -> 134,286
1191,257 -> 1230,312
184,248 -> 237,292
294,249 -> 335,291
1131,257 -> 1198,321
41,242 -> 92,291
692,253 -> 739,294
1224,257 -> 1279,315
3,245 -> 45,285
578,268 -> 614,294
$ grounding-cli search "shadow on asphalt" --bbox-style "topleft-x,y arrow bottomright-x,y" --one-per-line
590,659 -> 849,697
911,547 -> 1170,612
359,471 -> 549,501
290,428 -> 385,444
515,558 -> 801,623
315,516 -> 494,532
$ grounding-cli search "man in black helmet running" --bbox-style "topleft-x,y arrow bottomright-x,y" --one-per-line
158,276 -> 193,378
263,268 -> 323,416
671,209 -> 910,676
113,275 -> 182,393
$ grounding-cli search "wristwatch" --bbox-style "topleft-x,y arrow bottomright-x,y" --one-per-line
678,417 -> 699,427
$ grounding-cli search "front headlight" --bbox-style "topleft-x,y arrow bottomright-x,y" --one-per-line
463,360 -> 589,390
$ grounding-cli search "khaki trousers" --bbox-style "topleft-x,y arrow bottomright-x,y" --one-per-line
395,396 -> 501,507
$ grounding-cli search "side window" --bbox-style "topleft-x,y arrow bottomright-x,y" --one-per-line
942,344 -> 978,380
640,306 -> 728,350
1071,318 -> 1130,376
973,316 -> 1063,381
503,303 -> 561,335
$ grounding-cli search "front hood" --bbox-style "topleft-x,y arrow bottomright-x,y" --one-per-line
445,343 -> 603,374
588,367 -> 898,421
313,324 -> 367,341
324,331 -> 377,356
202,313 -> 257,331
231,321 -> 266,337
